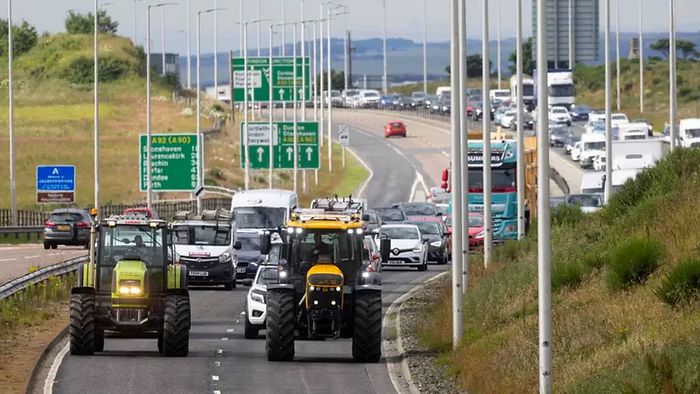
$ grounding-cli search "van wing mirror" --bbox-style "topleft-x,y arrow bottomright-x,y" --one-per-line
234,241 -> 242,250
380,238 -> 391,263
259,232 -> 272,255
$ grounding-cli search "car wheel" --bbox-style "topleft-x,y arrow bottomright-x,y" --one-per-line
51,244 -> 58,250
43,242 -> 50,250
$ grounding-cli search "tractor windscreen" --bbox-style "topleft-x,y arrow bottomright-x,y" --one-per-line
287,230 -> 363,284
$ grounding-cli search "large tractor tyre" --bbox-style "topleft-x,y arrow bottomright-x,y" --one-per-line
95,328 -> 105,352
162,294 -> 191,357
244,317 -> 258,339
69,293 -> 96,356
158,330 -> 164,353
266,290 -> 296,361
352,290 -> 382,363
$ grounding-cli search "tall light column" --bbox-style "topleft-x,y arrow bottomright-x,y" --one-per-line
449,0 -> 463,350
161,6 -> 166,75
327,9 -> 333,172
536,0 -> 553,389
604,0 -> 612,204
268,24 -> 274,188
343,9 -> 349,92
319,6 -> 325,163
382,0 -> 388,94
94,0 -> 100,217
8,0 -> 16,225
257,0 -> 261,57
186,0 -> 191,88
669,0 -> 677,150
214,0 -> 218,95
569,0 -> 574,69
638,0 -> 643,113
458,0 -> 468,294
482,0 -> 493,269
497,0 -> 501,89
422,0 -> 428,93
293,22 -> 299,193
133,0 -> 142,45
615,0 -> 621,111
516,0 -> 524,239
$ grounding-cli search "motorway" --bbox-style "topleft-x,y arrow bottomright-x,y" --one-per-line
49,109 -> 453,394
0,244 -> 85,283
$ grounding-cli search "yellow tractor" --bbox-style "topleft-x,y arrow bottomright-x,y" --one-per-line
261,207 -> 390,362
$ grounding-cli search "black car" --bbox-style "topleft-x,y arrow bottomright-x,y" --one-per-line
569,104 -> 591,121
235,232 -> 265,282
43,209 -> 93,249
408,220 -> 449,264
373,207 -> 406,223
472,102 -> 495,121
549,125 -> 570,147
396,202 -> 439,219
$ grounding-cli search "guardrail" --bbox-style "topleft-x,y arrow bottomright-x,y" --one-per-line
0,226 -> 44,241
0,256 -> 87,300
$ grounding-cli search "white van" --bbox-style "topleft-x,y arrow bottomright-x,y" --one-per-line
679,118 -> 700,148
617,122 -> 648,141
490,89 -> 511,104
578,133 -> 606,169
580,172 -> 605,195
435,86 -> 451,98
230,189 -> 298,231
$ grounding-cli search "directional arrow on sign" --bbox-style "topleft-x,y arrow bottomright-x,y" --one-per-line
257,147 -> 265,162
306,147 -> 313,161
278,89 -> 286,101
286,147 -> 294,162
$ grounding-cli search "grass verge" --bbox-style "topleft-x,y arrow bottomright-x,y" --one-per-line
414,148 -> 700,393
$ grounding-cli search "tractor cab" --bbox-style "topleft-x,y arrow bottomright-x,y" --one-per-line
70,215 -> 190,357
262,205 -> 390,362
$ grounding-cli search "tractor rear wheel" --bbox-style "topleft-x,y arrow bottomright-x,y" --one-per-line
95,328 -> 105,352
266,289 -> 295,361
352,290 -> 382,363
69,293 -> 96,355
162,294 -> 191,357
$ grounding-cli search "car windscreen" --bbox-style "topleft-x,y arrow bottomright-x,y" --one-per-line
238,235 -> 261,251
401,203 -> 437,216
256,268 -> 280,285
390,122 -> 404,128
99,226 -> 164,266
409,222 -> 441,236
567,195 -> 602,207
49,213 -> 83,222
468,168 -> 515,189
686,128 -> 700,138
584,142 -> 605,150
375,208 -> 405,222
192,226 -> 231,246
234,207 -> 287,229
468,215 -> 484,227
381,227 -> 419,240
494,91 -> 509,97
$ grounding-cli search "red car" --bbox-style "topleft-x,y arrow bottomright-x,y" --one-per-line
384,121 -> 407,138
124,207 -> 159,219
444,212 -> 485,249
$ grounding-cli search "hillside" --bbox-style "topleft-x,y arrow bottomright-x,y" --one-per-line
0,33 -> 365,210
416,148 -> 700,392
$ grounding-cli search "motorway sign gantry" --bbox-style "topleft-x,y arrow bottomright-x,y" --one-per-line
232,57 -> 310,103
139,133 -> 199,192
36,165 -> 76,203
240,122 -> 320,170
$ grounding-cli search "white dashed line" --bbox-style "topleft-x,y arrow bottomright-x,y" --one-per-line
221,337 -> 229,341
213,391 -> 221,394
235,319 -> 240,324
216,348 -> 223,355
0,258 -> 15,262
212,375 -> 220,381
24,255 -> 40,259
226,328 -> 234,333
441,150 -> 449,157
239,311 -> 245,315
215,361 -> 221,367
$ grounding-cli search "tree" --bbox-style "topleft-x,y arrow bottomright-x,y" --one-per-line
316,70 -> 345,92
508,37 -> 534,75
444,54 -> 491,78
0,19 -> 38,57
65,10 -> 119,35
650,38 -> 699,60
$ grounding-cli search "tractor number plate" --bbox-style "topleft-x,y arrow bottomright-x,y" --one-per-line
189,271 -> 209,277
236,268 -> 247,273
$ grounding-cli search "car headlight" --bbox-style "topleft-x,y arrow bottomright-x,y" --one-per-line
475,231 -> 485,239
413,245 -> 424,253
219,252 -> 231,263
250,289 -> 266,304
430,241 -> 442,247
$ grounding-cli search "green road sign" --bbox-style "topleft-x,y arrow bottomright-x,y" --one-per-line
232,57 -> 310,103
139,133 -> 199,192
240,122 -> 319,170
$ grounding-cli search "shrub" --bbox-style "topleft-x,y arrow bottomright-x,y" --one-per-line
607,237 -> 664,290
656,259 -> 700,306
551,204 -> 585,227
553,259 -> 587,291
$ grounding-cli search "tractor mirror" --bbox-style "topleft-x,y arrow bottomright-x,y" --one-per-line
361,214 -> 370,222
441,168 -> 449,182
234,241 -> 242,250
380,238 -> 391,263
259,232 -> 272,255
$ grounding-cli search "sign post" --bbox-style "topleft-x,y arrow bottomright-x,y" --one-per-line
240,122 -> 319,170
139,133 -> 199,192
338,124 -> 350,168
36,165 -> 76,204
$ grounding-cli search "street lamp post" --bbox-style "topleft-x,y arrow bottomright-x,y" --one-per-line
186,0 -> 191,89
8,0 -> 15,225
639,0 -> 643,113
214,0 -> 218,95
133,0 -> 143,46
497,0 -> 501,90
516,0 -> 525,239
458,0 -> 468,294
94,0 -> 100,218
146,2 -> 177,209
382,0 -> 388,94
669,0 -> 677,150
161,6 -> 166,76
423,0 -> 428,94
615,0 -> 621,111
482,0 -> 493,269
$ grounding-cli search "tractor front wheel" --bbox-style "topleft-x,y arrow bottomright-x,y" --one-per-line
162,294 -> 191,357
352,290 -> 382,363
266,289 -> 295,361
69,293 -> 96,355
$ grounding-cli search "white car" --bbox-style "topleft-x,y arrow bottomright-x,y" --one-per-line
593,153 -> 606,172
500,110 -> 517,129
570,141 -> 583,161
377,224 -> 429,271
549,106 -> 572,126
611,113 -> 629,128
358,90 -> 381,107
244,265 -> 279,339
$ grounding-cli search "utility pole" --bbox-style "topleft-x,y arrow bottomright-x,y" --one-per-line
536,0 -> 552,390
186,0 -> 191,89
497,0 -> 501,90
319,4 -> 325,169
94,0 -> 100,217
638,0 -> 643,113
214,0 -> 218,95
516,0 -> 524,239
423,0 -> 428,94
669,0 -> 677,150
8,0 -> 16,226
458,0 -> 469,294
615,0 -> 621,111
449,0 -> 464,350
343,9 -> 349,92
133,0 -> 142,46
382,0 -> 388,94
604,0 -> 612,205
569,0 -> 574,69
293,22 -> 299,194
268,24 -> 274,188
482,0 -> 492,269
243,22 -> 250,190
161,6 -> 166,76
327,8 -> 333,173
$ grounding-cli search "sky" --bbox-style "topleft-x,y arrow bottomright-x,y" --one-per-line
5,0 -> 699,55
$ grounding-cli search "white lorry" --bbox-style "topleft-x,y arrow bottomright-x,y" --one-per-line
230,189 -> 299,231
509,75 -> 535,110
679,118 -> 700,148
607,139 -> 670,195
617,122 -> 649,141
534,69 -> 575,109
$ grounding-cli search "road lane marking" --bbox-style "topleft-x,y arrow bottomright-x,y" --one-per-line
24,255 -> 40,259
226,328 -> 234,333
43,343 -> 69,394
0,258 -> 15,262
215,361 -> 221,367
216,348 -> 223,355
235,319 -> 240,324
441,150 -> 449,157
212,375 -> 220,381
221,337 -> 229,341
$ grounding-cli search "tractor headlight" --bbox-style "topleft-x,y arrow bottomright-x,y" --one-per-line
118,280 -> 142,295
219,252 -> 231,263
430,240 -> 442,247
279,270 -> 288,279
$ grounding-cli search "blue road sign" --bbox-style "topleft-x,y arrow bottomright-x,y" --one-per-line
36,165 -> 76,192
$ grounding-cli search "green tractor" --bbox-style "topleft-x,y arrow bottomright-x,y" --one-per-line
70,216 -> 191,356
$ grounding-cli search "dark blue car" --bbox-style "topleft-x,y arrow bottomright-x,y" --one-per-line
569,104 -> 591,121
235,232 -> 265,282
